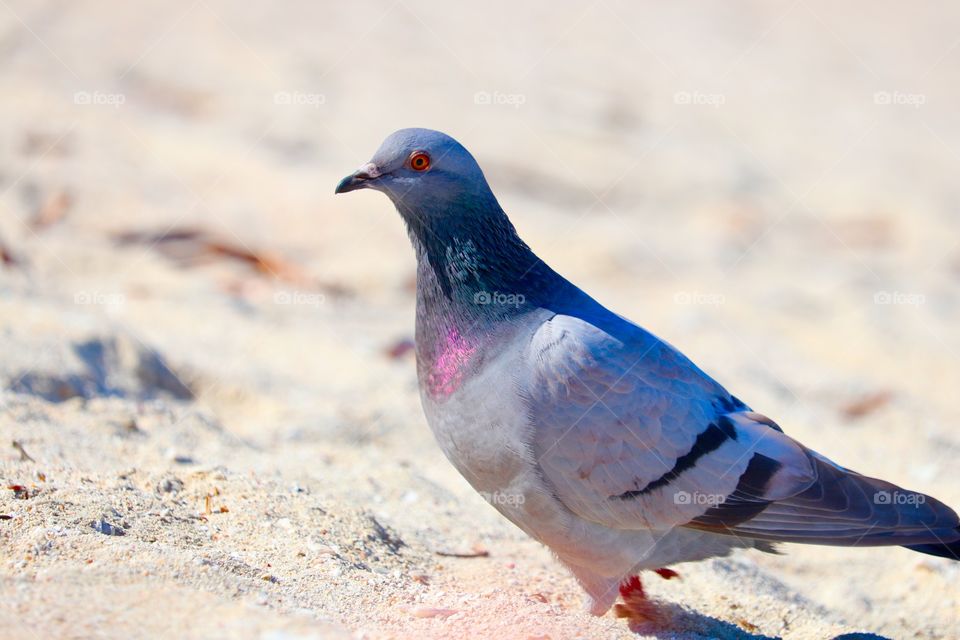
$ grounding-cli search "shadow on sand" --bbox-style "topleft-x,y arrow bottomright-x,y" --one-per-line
623,603 -> 893,640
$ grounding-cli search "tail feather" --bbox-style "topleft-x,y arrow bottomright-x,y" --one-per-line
904,534 -> 960,561
689,448 -> 960,553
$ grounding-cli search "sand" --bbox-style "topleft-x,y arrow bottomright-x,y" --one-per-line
1,1 -> 959,638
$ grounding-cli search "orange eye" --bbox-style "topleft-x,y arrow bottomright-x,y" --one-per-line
409,151 -> 431,171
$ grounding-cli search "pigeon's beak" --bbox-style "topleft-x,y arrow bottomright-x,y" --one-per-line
335,162 -> 381,194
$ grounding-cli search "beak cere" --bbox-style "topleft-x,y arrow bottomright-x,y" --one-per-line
335,162 -> 381,194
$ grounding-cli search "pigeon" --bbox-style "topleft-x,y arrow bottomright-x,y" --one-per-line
336,128 -> 960,621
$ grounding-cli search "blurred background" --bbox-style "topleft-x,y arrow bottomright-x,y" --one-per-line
1,2 -> 958,638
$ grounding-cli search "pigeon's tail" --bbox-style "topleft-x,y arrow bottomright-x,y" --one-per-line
904,533 -> 960,560
688,446 -> 960,554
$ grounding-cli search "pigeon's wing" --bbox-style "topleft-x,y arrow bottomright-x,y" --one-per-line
525,314 -> 811,530
525,314 -> 960,547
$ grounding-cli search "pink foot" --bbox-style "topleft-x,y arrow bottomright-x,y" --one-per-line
613,575 -> 663,626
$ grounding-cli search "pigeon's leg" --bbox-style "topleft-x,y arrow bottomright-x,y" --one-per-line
653,567 -> 680,580
612,575 -> 663,625
566,563 -> 621,616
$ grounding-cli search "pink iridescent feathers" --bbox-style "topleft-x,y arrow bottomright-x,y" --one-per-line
425,327 -> 476,399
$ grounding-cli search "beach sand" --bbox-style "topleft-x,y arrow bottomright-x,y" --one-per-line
2,1 -> 959,637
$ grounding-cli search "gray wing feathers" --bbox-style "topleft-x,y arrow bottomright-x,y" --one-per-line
525,314 -> 960,550
526,316 -> 813,530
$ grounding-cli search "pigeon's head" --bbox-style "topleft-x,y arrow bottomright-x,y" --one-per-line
335,128 -> 496,214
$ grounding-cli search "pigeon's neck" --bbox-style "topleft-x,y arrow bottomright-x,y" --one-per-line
398,195 -> 631,397
399,197 -> 567,396
404,198 -> 572,314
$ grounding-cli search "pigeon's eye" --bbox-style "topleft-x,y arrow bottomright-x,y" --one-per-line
409,151 -> 431,172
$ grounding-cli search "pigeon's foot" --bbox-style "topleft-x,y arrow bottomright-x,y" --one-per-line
653,567 -> 680,580
612,576 -> 664,626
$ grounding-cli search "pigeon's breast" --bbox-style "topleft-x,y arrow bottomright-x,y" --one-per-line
416,312 -> 568,534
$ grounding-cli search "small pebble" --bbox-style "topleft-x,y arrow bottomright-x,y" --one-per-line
91,519 -> 125,536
